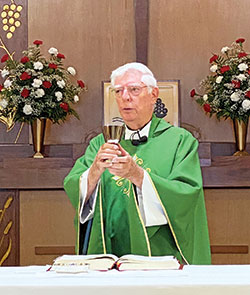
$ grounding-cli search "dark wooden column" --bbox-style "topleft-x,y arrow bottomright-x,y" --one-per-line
134,0 -> 149,65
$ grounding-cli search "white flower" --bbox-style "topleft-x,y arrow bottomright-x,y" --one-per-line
238,63 -> 248,71
236,74 -> 247,81
55,91 -> 63,101
48,47 -> 58,55
0,98 -> 8,109
225,83 -> 234,89
32,78 -> 43,88
35,88 -> 45,98
242,99 -> 250,110
203,94 -> 208,101
67,66 -> 76,76
3,79 -> 12,88
57,80 -> 65,88
210,65 -> 218,72
1,68 -> 9,78
221,46 -> 230,54
216,76 -> 223,83
230,92 -> 241,102
33,61 -> 43,70
74,95 -> 79,102
23,104 -> 33,115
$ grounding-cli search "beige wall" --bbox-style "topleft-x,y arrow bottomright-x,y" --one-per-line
149,0 -> 250,142
29,0 -> 250,144
28,0 -> 136,144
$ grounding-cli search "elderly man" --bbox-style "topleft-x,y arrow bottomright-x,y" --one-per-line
64,62 -> 211,265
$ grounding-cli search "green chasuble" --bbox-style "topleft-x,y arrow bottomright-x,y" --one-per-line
64,115 -> 211,265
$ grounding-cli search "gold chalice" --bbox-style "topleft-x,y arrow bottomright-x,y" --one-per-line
102,124 -> 125,144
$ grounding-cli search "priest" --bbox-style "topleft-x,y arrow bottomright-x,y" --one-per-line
64,62 -> 211,264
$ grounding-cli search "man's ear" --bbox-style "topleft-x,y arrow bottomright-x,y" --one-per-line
151,87 -> 159,104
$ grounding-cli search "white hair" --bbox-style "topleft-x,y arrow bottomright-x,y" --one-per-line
110,62 -> 157,89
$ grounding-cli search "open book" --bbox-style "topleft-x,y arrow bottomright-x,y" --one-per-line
50,254 -> 182,273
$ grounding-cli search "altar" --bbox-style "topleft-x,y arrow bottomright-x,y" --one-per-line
1,265 -> 250,295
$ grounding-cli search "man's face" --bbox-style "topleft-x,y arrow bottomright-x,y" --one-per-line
114,70 -> 159,130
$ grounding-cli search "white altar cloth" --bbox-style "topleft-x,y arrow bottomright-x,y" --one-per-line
0,264 -> 250,295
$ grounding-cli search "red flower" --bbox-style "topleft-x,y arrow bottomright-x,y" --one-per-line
203,103 -> 211,113
60,102 -> 69,112
232,80 -> 241,88
0,84 -> 3,91
220,65 -> 230,73
33,40 -> 43,45
49,63 -> 57,69
21,88 -> 29,98
245,91 -> 250,98
248,69 -> 250,75
57,53 -> 65,59
77,80 -> 85,88
43,81 -> 52,88
190,89 -> 196,97
20,56 -> 30,63
236,38 -> 245,44
209,55 -> 218,63
238,52 -> 247,58
1,54 -> 9,63
20,72 -> 31,80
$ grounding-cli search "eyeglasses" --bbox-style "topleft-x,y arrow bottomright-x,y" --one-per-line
112,85 -> 148,97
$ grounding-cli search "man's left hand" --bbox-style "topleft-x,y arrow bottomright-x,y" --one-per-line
107,144 -> 144,188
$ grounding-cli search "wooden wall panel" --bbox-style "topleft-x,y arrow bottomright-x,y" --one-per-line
4,0 -> 250,145
0,190 -> 19,266
149,0 -> 250,142
19,190 -> 75,266
28,0 -> 136,145
205,188 -> 250,264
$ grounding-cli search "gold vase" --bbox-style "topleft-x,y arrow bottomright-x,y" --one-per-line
232,118 -> 249,156
31,119 -> 47,158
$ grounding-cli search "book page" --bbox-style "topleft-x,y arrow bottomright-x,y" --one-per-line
51,254 -> 119,272
116,255 -> 180,271
118,255 -> 177,262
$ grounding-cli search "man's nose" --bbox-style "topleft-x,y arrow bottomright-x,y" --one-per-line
121,88 -> 131,101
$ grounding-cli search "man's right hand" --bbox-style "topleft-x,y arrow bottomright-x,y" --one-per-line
86,143 -> 121,200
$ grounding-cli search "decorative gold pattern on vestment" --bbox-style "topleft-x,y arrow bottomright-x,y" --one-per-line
0,196 -> 13,266
133,154 -> 151,173
1,0 -> 22,39
112,154 -> 151,197
123,180 -> 132,198
131,186 -> 151,256
112,176 -> 132,198
147,176 -> 189,264
99,187 -> 106,254
76,178 -> 81,255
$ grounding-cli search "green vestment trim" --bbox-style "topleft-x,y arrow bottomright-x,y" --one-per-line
64,115 -> 211,264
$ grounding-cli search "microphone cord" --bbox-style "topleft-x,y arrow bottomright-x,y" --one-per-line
130,130 -> 148,146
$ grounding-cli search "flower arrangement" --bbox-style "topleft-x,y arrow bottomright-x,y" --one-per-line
190,38 -> 250,123
0,39 -> 86,124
